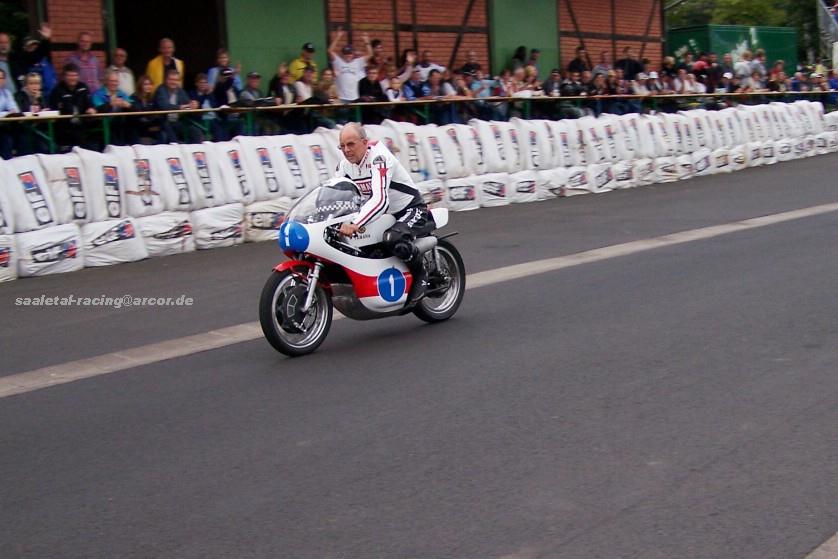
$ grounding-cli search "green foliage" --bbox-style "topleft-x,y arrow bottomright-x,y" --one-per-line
666,0 -> 821,61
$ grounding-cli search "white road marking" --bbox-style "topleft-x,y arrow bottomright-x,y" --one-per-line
806,532 -> 838,559
3,201 -> 838,399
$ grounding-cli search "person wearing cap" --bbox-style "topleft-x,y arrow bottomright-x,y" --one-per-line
328,27 -> 373,103
290,42 -> 319,83
211,66 -> 240,106
207,48 -> 242,90
12,23 -> 56,96
240,71 -> 264,102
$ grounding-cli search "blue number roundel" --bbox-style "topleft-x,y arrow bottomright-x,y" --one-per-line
278,221 -> 309,252
377,267 -> 406,302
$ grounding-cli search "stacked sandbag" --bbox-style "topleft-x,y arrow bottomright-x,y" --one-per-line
244,197 -> 294,242
179,144 -> 245,249
441,124 -> 487,176
381,120 -> 428,182
417,179 -> 446,208
508,170 -> 539,203
0,163 -> 19,281
444,176 -> 483,211
16,222 -> 84,277
105,145 -> 167,217
37,152 -> 92,225
417,125 -> 465,181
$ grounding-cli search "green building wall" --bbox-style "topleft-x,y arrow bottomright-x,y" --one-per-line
488,0 -> 559,77
225,0 -> 328,84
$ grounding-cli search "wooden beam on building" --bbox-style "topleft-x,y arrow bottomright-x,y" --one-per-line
448,0 -> 479,70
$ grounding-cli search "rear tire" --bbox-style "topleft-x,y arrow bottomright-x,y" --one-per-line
413,239 -> 466,323
259,269 -> 333,356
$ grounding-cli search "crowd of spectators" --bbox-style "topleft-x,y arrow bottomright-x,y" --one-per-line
0,22 -> 836,159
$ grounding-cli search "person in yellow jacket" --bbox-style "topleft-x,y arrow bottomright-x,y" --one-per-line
145,38 -> 184,88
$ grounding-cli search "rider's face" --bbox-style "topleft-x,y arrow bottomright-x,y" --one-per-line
338,130 -> 368,165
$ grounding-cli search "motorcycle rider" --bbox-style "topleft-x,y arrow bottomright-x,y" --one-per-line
336,122 -> 434,304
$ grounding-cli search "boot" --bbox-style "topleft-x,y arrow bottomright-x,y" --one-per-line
406,256 -> 427,305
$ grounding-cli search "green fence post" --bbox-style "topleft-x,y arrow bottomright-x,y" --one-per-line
102,117 -> 111,147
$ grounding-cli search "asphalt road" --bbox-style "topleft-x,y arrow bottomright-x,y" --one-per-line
2,155 -> 838,558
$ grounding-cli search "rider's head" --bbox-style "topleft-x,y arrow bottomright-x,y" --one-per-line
339,122 -> 369,165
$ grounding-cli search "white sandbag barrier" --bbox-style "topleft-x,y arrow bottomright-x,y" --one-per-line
0,234 -> 18,282
244,197 -> 294,243
190,203 -> 245,249
2,102 -> 835,280
136,212 -> 195,257
81,217 -> 148,267
16,223 -> 84,277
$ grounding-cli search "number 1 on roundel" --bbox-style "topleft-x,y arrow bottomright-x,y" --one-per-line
388,274 -> 395,298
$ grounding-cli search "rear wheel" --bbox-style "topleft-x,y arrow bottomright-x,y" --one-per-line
259,269 -> 332,356
413,239 -> 466,323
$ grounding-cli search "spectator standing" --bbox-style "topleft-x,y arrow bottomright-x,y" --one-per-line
328,28 -> 372,103
615,46 -> 643,81
720,53 -> 735,76
460,50 -> 481,75
417,50 -> 446,81
357,66 -> 386,102
207,48 -> 242,90
289,43 -> 318,82
734,51 -> 752,80
108,48 -> 135,96
592,51 -> 612,77
704,53 -> 723,92
153,68 -> 198,142
675,52 -> 694,73
14,25 -> 57,96
567,46 -> 589,74
0,32 -> 15,93
528,48 -> 541,78
145,38 -> 184,88
0,69 -> 19,158
750,49 -> 767,79
660,56 -> 677,78
240,71 -> 264,101
65,31 -> 103,91
397,49 -> 417,81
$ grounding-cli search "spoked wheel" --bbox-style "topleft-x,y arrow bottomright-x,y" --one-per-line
259,269 -> 333,356
413,239 -> 466,323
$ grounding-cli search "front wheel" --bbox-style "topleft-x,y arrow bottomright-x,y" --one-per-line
413,239 -> 466,323
259,269 -> 333,356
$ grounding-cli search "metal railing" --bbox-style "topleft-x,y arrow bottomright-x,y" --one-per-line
1,90 -> 835,154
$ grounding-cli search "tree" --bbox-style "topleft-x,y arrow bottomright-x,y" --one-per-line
711,0 -> 787,27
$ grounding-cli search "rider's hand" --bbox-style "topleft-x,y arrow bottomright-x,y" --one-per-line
339,223 -> 360,237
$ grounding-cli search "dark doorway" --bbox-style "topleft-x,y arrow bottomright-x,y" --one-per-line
112,0 -> 226,88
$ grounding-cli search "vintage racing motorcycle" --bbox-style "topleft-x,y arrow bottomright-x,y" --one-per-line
259,179 -> 466,356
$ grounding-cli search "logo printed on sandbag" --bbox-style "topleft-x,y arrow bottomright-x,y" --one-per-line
615,165 -> 634,182
528,130 -> 540,168
0,246 -> 10,267
18,171 -> 54,227
508,128 -> 520,163
405,133 -> 421,174
559,131 -> 572,162
103,166 -> 122,217
257,148 -> 280,193
209,223 -> 243,241
448,184 -> 476,202
594,167 -> 614,189
516,180 -> 536,194
63,167 -> 87,220
248,211 -> 285,230
281,145 -> 305,190
715,153 -> 729,168
470,128 -> 484,166
481,181 -> 505,198
309,145 -> 330,182
446,128 -> 465,167
227,149 -> 251,197
192,152 -> 215,200
421,184 -> 444,204
166,158 -> 191,205
543,122 -> 557,159
428,136 -> 447,176
90,219 -> 135,248
695,156 -> 710,172
490,125 -> 505,161
568,170 -> 588,188
31,237 -> 77,263
153,220 -> 192,240
133,159 -> 157,207
576,130 -> 587,164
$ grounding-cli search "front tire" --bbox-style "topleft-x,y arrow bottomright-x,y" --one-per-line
259,269 -> 333,356
413,239 -> 466,323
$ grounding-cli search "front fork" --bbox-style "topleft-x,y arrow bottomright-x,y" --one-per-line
301,261 -> 324,312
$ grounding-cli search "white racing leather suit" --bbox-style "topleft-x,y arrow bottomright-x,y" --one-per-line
335,140 -> 434,300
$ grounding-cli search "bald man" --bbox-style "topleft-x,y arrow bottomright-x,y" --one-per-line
336,122 -> 434,303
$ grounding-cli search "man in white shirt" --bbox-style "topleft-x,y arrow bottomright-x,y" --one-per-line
417,50 -> 446,81
328,27 -> 372,103
108,48 -> 135,96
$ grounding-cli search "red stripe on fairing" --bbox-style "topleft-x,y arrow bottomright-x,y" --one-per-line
345,268 -> 413,299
